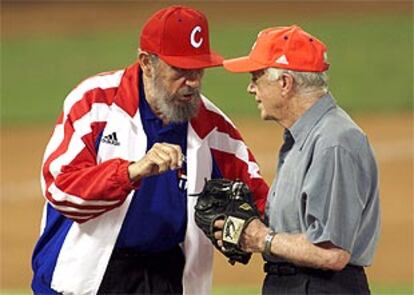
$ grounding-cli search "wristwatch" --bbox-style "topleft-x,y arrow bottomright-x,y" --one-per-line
264,231 -> 276,257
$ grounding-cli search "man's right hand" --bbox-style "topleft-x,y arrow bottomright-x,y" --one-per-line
128,142 -> 183,182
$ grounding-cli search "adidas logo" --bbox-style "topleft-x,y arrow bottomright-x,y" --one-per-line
101,132 -> 120,146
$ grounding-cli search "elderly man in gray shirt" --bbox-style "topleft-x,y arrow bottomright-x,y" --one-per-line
218,25 -> 380,294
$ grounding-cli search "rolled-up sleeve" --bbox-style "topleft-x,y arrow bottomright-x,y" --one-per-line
302,145 -> 364,252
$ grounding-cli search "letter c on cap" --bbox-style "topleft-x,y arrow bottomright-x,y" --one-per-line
190,26 -> 203,48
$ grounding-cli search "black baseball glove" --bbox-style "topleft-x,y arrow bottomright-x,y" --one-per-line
193,178 -> 260,265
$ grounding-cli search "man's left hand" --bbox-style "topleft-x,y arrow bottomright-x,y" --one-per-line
214,218 -> 270,253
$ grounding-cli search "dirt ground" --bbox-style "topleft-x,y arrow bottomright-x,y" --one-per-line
1,113 -> 412,290
1,1 -> 413,291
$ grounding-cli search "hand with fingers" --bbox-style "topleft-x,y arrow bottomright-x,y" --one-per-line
193,179 -> 260,265
214,218 -> 270,253
128,142 -> 184,182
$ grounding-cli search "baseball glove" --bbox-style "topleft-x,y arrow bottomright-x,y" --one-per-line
193,178 -> 260,265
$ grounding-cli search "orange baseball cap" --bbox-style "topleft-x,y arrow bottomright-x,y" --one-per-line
140,6 -> 223,69
224,25 -> 329,73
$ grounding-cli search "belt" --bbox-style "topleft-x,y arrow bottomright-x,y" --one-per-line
264,262 -> 362,276
264,262 -> 300,275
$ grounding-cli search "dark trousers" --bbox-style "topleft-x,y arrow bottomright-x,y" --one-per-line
98,245 -> 185,294
262,262 -> 370,295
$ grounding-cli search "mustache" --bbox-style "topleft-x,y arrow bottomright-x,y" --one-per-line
177,87 -> 201,96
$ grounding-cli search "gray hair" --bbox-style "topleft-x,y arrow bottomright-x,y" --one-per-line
148,53 -> 159,66
266,68 -> 329,94
137,48 -> 160,67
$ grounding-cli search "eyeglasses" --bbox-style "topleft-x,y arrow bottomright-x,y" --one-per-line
251,70 -> 266,84
250,70 -> 266,85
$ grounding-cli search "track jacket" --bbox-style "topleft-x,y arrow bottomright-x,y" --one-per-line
32,62 -> 268,295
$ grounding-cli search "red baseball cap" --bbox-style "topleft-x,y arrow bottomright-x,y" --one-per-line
140,6 -> 223,69
224,25 -> 329,73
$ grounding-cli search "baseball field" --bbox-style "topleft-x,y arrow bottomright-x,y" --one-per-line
1,2 -> 413,294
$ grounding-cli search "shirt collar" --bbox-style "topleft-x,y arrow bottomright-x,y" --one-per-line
288,93 -> 337,149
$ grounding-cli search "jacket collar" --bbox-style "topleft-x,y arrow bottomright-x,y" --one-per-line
113,62 -> 140,120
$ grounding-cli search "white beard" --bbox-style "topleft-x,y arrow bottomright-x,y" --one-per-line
151,75 -> 201,123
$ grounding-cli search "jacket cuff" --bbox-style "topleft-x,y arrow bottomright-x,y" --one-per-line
119,161 -> 141,190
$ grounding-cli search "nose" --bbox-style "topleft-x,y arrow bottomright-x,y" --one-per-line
185,70 -> 203,88
247,82 -> 256,95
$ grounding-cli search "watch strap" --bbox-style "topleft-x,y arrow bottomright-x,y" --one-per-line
264,231 -> 276,257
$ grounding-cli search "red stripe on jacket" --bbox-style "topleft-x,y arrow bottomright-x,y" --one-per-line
42,63 -> 268,223
191,102 -> 268,215
42,69 -> 138,223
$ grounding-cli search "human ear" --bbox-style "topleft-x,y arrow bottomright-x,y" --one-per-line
138,51 -> 153,77
280,74 -> 294,96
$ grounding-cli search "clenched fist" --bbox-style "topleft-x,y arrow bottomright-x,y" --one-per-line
128,142 -> 184,181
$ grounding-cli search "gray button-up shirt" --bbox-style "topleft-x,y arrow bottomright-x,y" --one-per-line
266,94 -> 380,266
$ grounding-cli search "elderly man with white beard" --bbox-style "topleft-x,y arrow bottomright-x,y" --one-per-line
31,6 -> 268,295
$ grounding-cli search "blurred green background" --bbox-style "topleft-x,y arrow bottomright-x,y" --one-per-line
2,2 -> 412,125
1,1 -> 413,294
